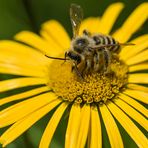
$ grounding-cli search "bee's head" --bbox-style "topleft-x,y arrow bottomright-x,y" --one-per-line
65,51 -> 81,64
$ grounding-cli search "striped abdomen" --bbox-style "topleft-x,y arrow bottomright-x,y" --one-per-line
92,34 -> 121,54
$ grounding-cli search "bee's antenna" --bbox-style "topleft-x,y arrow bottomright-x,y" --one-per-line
45,55 -> 69,61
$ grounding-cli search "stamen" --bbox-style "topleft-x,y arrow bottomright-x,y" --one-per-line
48,56 -> 128,104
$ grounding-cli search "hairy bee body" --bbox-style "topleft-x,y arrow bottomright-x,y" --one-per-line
46,4 -> 134,79
66,31 -> 119,76
92,34 -> 121,53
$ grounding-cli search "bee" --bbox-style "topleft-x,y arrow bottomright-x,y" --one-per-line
46,4 -> 134,79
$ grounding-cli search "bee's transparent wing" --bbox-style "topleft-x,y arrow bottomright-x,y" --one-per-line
70,4 -> 83,38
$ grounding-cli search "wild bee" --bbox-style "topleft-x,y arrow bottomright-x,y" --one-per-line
46,4 -> 134,79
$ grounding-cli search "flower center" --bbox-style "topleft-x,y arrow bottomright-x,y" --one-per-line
48,55 -> 128,104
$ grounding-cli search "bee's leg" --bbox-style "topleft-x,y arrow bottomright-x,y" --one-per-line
61,52 -> 68,65
103,48 -> 111,73
72,63 -> 84,80
83,59 -> 92,75
93,52 -> 101,72
83,30 -> 91,36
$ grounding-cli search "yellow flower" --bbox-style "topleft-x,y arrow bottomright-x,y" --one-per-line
0,2 -> 148,148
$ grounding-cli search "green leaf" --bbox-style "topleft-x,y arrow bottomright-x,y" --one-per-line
0,0 -> 33,39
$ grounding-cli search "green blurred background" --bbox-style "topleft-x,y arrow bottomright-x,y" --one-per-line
0,0 -> 147,148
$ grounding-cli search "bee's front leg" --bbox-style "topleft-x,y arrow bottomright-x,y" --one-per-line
72,62 -> 84,80
103,48 -> 111,74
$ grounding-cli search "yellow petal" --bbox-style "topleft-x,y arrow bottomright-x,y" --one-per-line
129,63 -> 148,72
77,104 -> 90,148
119,35 -> 148,60
0,63 -> 46,77
0,92 -> 56,127
0,77 -> 47,93
97,3 -> 124,34
0,86 -> 49,106
126,50 -> 148,65
65,104 -> 81,148
0,99 -> 61,147
0,40 -> 47,64
115,98 -> 148,130
14,31 -> 62,56
40,30 -> 65,56
0,41 -> 49,68
123,89 -> 148,104
119,93 -> 148,117
127,84 -> 148,93
39,102 -> 68,148
108,102 -> 148,147
0,54 -> 47,71
113,3 -> 148,42
79,17 -> 100,35
100,104 -> 123,148
128,73 -> 148,84
89,106 -> 102,148
41,20 -> 71,49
